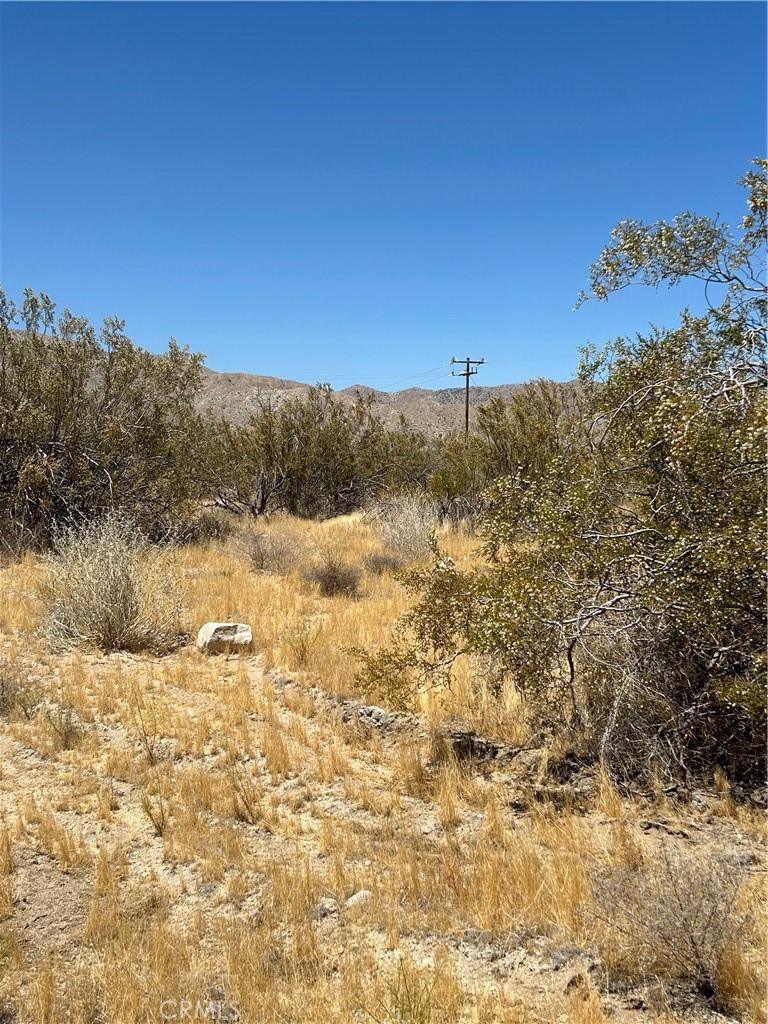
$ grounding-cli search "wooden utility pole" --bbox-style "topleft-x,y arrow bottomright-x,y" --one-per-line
450,356 -> 486,433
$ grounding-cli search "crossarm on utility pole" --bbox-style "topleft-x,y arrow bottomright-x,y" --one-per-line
450,356 -> 486,433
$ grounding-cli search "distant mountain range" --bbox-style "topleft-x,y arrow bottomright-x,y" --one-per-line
6,327 -> 540,435
196,367 -> 530,435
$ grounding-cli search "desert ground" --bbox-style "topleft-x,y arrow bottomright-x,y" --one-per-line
0,514 -> 765,1024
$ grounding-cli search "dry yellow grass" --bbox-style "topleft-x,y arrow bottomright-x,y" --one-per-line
0,514 -> 764,1024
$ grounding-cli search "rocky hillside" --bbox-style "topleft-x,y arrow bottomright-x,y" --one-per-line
196,366 -> 529,434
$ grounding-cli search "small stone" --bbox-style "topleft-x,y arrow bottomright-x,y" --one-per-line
196,622 -> 253,655
345,889 -> 373,909
311,898 -> 339,920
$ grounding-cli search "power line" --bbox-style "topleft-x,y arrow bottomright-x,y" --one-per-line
376,366 -> 452,390
257,363 -> 450,386
378,373 -> 451,392
336,373 -> 451,393
450,356 -> 486,433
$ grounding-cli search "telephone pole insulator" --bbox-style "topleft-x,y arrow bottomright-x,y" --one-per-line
450,356 -> 486,433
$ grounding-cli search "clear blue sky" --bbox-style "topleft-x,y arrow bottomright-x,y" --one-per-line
1,2 -> 765,389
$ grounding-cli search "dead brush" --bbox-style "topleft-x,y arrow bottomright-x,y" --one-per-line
43,701 -> 85,751
3,510 -> 766,1024
126,680 -> 163,765
36,806 -> 91,871
40,512 -> 184,654
257,721 -> 293,781
364,551 -> 405,576
303,548 -> 362,598
238,528 -> 305,575
369,494 -> 439,563
226,760 -> 269,828
566,976 -> 608,1024
0,659 -> 20,719
0,932 -> 21,985
0,655 -> 39,720
97,776 -> 121,822
179,508 -> 237,544
391,738 -> 431,800
586,841 -> 763,1015
140,761 -> 177,836
140,791 -> 169,836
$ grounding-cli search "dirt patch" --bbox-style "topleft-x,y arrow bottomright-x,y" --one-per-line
1,845 -> 92,963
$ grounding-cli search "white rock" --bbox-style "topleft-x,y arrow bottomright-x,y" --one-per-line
196,622 -> 253,655
345,889 -> 373,909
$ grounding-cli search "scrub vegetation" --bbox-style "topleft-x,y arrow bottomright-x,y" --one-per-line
0,162 -> 764,1022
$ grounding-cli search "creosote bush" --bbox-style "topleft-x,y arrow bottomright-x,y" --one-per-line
355,162 -> 767,789
205,385 -> 437,519
41,514 -> 184,653
0,289 -> 205,550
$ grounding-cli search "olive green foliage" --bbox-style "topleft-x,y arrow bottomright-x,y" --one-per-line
0,286 -> 527,547
204,385 -> 436,519
424,382 -> 587,521
0,289 -> 205,549
475,380 -> 587,482
576,158 -> 767,326
359,161 -> 767,786
427,433 -> 490,519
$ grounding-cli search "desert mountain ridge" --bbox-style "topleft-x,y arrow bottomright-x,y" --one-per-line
6,327 -> 565,435
197,365 -> 549,435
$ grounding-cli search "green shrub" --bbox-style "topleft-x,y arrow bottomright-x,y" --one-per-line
356,162 -> 767,788
282,617 -> 323,665
0,290 -> 205,550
